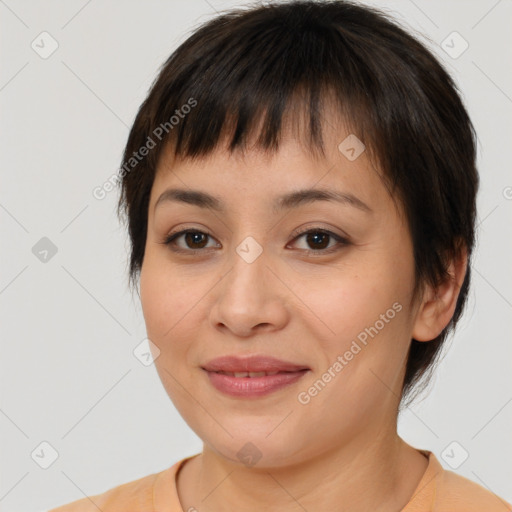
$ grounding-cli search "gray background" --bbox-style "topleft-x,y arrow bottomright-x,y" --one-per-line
0,0 -> 511,510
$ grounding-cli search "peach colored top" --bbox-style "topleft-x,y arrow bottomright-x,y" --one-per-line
48,450 -> 511,512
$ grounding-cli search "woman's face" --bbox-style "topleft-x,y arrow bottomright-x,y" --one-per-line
140,124 -> 424,467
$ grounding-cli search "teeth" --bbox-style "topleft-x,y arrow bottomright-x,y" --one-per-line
220,371 -> 282,377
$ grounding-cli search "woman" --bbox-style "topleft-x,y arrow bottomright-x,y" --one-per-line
49,0 -> 511,510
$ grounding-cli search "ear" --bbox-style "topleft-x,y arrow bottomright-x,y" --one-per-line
412,245 -> 468,342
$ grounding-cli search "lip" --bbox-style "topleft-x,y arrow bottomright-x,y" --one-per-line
202,355 -> 310,373
201,355 -> 310,398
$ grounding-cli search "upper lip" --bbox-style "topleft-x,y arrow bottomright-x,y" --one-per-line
202,355 -> 310,373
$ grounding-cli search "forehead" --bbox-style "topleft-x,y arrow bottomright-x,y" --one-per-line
151,139 -> 398,228
148,106 -> 397,220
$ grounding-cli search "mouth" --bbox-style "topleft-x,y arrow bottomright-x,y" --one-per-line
201,355 -> 310,398
202,354 -> 310,373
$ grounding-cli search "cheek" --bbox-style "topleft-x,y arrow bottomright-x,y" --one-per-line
140,266 -> 169,338
300,258 -> 414,387
140,256 -> 197,340
140,260 -> 197,401
303,268 -> 403,338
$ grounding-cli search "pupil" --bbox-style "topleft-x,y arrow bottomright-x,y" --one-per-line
308,232 -> 328,249
186,232 -> 207,249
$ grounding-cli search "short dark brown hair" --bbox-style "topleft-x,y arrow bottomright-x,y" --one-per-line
117,0 -> 478,407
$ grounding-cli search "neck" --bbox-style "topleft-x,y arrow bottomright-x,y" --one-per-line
177,419 -> 428,512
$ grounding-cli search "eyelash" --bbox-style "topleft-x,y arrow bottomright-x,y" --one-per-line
159,227 -> 349,257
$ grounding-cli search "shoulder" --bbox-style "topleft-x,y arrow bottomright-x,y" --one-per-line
404,450 -> 510,512
47,466 -> 171,512
436,465 -> 512,512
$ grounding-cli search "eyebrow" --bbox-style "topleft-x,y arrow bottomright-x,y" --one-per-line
154,187 -> 372,214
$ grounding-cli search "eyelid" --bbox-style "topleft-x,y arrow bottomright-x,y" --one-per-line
290,224 -> 349,241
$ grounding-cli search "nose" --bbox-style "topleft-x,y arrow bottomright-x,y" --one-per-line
209,241 -> 289,338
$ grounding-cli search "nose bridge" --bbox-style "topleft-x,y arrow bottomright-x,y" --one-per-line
235,234 -> 265,266
217,200 -> 285,290
224,233 -> 268,298
213,232 -> 279,322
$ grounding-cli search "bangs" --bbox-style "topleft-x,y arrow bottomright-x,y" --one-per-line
141,3 -> 389,169
165,85 -> 373,166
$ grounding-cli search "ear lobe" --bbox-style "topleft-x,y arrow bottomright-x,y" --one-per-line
412,246 -> 468,342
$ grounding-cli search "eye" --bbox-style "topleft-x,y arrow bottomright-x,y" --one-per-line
159,227 -> 349,256
160,229 -> 219,254
288,227 -> 349,255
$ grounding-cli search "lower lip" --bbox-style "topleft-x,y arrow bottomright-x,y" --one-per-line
205,370 -> 309,398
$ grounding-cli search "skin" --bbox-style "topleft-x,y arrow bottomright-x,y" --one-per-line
139,115 -> 467,512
